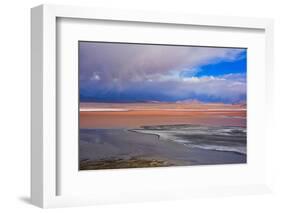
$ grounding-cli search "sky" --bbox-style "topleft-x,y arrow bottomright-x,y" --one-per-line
79,41 -> 246,104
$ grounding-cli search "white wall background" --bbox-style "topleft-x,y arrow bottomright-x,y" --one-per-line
0,0 -> 280,212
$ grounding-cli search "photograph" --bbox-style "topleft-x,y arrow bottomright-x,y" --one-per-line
79,41 -> 247,170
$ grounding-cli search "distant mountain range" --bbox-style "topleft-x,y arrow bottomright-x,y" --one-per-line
80,97 -> 246,106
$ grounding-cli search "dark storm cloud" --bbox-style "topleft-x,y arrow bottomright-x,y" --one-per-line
79,42 -> 246,103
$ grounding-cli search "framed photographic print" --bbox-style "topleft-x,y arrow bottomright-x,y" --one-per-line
31,4 -> 274,208
78,41 -> 247,170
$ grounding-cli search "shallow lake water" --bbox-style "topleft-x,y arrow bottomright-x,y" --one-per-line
79,124 -> 246,170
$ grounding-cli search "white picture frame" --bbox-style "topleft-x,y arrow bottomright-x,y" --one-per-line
31,4 -> 274,208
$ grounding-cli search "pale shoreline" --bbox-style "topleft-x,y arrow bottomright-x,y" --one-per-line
80,108 -> 246,112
